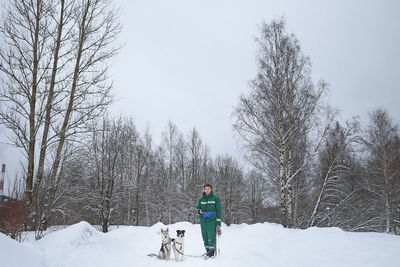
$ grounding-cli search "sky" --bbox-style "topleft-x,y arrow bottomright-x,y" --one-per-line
110,0 -> 400,157
1,0 -> 400,192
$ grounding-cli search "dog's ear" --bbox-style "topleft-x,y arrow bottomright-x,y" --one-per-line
166,227 -> 169,232
161,228 -> 163,232
182,230 -> 185,234
176,230 -> 179,233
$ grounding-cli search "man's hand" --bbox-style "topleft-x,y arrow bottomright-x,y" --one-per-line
216,225 -> 221,236
199,210 -> 203,214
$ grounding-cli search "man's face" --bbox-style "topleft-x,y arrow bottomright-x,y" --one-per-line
204,186 -> 211,195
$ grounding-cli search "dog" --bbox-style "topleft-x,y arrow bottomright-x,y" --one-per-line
147,228 -> 173,260
172,230 -> 185,261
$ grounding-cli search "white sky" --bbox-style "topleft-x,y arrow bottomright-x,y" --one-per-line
110,0 -> 400,158
1,0 -> 400,192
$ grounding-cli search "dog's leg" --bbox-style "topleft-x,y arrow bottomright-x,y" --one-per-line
165,244 -> 170,260
174,247 -> 178,261
173,244 -> 177,261
177,245 -> 183,261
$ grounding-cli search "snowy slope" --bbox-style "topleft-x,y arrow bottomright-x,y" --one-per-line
1,221 -> 399,267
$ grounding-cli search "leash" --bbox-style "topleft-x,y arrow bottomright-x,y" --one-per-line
172,240 -> 207,258
172,228 -> 222,258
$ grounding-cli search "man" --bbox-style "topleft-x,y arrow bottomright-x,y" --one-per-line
196,184 -> 222,259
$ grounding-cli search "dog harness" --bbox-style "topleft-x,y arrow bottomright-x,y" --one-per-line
160,243 -> 170,253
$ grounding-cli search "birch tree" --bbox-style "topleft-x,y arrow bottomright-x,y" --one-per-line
244,170 -> 266,223
364,109 -> 400,233
186,128 -> 207,223
130,131 -> 153,226
233,18 -> 333,228
156,121 -> 180,224
214,155 -> 245,225
308,120 -> 360,228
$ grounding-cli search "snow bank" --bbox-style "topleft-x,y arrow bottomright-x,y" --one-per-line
38,221 -> 102,247
0,232 -> 42,267
1,221 -> 399,267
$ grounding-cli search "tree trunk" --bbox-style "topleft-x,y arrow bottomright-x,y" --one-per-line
26,0 -> 42,204
49,0 -> 90,193
34,0 -> 65,199
280,149 -> 287,227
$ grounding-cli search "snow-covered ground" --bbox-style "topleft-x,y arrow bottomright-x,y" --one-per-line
1,221 -> 399,267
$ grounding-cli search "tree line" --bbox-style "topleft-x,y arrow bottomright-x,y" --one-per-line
232,19 -> 400,233
51,119 -> 265,233
0,0 -> 398,239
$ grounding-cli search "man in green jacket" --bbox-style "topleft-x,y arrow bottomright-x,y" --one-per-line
196,184 -> 222,259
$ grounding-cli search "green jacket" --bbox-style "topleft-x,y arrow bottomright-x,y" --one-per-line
196,191 -> 222,226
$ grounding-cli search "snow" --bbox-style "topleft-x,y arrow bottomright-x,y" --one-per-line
1,221 -> 400,267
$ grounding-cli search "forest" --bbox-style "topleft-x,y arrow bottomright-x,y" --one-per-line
0,0 -> 398,240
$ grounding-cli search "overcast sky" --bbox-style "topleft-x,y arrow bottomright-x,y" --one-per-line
110,0 -> 400,158
1,0 -> 400,191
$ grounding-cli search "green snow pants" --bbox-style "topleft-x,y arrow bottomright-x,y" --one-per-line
200,219 -> 216,252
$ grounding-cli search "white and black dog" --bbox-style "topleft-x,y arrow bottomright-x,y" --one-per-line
147,228 -> 173,260
172,230 -> 185,261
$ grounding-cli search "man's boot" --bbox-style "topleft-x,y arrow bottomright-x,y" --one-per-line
205,249 -> 215,259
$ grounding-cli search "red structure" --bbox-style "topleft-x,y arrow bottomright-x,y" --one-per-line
0,195 -> 26,235
0,164 -> 5,195
0,164 -> 27,236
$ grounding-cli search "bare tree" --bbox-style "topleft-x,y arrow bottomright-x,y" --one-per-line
244,169 -> 268,224
214,155 -> 245,225
233,18 -> 333,228
0,0 -> 121,232
139,127 -> 156,226
185,128 -> 207,223
363,109 -> 400,233
175,132 -> 188,193
82,117 -> 135,232
129,128 -> 153,226
0,0 -> 54,205
160,121 -> 179,224
308,119 -> 360,227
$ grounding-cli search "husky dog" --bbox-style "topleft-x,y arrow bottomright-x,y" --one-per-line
147,228 -> 173,260
173,230 -> 185,261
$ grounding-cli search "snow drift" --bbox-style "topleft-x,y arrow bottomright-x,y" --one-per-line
1,221 -> 399,267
